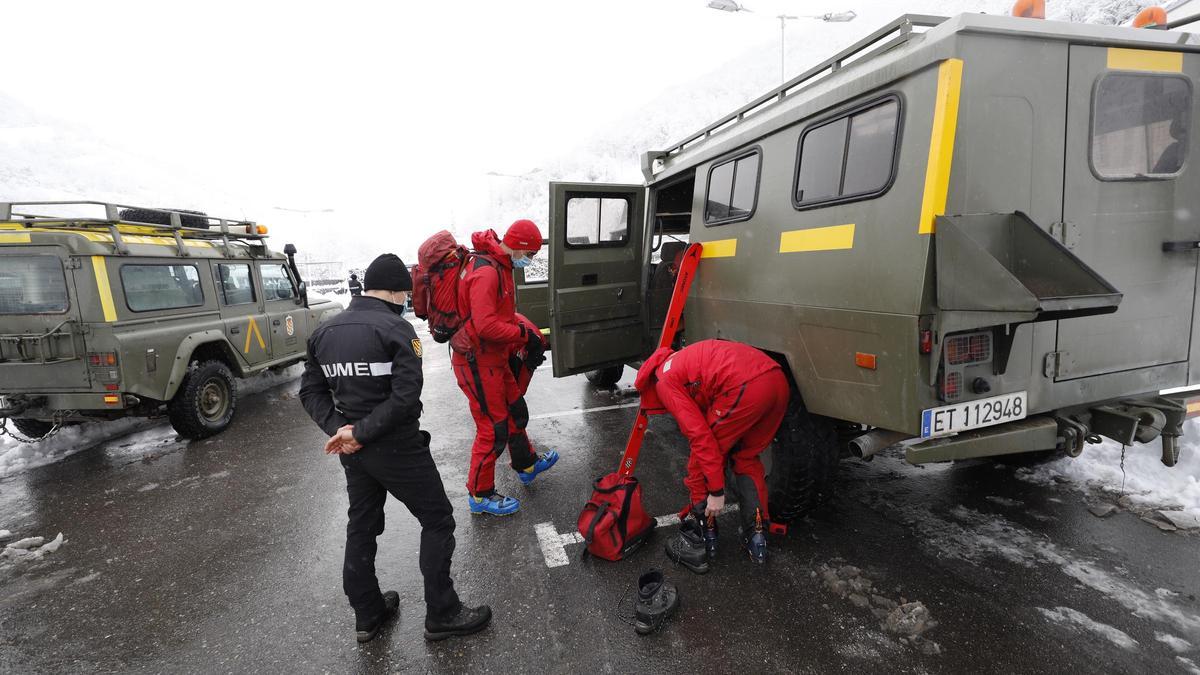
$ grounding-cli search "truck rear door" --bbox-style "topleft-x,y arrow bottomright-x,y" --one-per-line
545,182 -> 646,377
1056,45 -> 1198,381
0,247 -> 91,391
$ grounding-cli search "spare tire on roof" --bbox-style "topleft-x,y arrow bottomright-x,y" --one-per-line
118,208 -> 209,229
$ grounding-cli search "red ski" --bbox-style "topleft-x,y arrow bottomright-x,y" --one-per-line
618,242 -> 703,477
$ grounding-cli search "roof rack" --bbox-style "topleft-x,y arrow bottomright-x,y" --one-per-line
656,14 -> 947,162
0,200 -> 265,258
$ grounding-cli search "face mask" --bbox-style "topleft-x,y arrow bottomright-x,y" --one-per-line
513,256 -> 531,269
385,292 -> 408,316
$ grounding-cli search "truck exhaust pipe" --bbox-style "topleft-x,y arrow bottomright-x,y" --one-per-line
849,429 -> 911,461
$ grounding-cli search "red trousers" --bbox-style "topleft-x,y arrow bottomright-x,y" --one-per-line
453,358 -> 537,496
683,369 -> 789,520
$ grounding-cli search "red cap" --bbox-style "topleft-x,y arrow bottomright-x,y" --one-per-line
503,219 -> 543,253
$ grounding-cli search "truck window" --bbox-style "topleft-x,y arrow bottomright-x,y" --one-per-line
1092,73 -> 1191,179
120,264 -> 203,312
704,150 -> 761,225
0,255 -> 69,315
794,97 -> 900,208
565,197 -> 629,247
216,263 -> 256,306
260,263 -> 297,301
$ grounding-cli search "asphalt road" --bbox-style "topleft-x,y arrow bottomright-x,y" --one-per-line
1,322 -> 1198,674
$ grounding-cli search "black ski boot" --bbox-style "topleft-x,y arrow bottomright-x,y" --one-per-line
356,590 -> 400,643
665,518 -> 710,574
741,508 -> 767,564
424,604 -> 493,642
634,569 -> 680,635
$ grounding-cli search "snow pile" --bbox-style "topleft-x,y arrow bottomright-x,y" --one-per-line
1022,419 -> 1200,519
1,532 -> 66,561
1038,606 -> 1140,651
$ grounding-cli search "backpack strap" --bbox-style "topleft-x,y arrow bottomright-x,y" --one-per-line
580,502 -> 610,560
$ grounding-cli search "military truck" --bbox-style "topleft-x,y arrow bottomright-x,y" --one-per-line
517,12 -> 1200,522
0,202 -> 340,441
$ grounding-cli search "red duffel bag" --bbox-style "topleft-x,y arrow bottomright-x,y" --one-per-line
577,472 -> 656,561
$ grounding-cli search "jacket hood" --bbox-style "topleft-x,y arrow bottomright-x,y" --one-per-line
472,229 -> 508,261
634,347 -> 675,411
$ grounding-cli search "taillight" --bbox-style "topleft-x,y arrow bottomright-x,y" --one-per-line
945,332 -> 991,366
919,330 -> 933,355
88,352 -> 118,367
941,371 -> 962,401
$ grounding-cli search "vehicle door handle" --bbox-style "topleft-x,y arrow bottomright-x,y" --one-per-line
1163,240 -> 1200,252
616,288 -> 624,299
230,327 -> 241,334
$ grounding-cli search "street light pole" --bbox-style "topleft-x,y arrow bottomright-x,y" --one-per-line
706,4 -> 856,85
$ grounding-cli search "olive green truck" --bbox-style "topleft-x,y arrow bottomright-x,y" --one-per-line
0,203 -> 340,441
516,13 -> 1200,521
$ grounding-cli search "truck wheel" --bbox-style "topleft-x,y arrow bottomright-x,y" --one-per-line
585,365 -> 625,387
168,360 -> 237,439
10,419 -> 54,439
767,396 -> 841,524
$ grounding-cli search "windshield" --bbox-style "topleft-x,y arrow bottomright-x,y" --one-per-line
0,255 -> 69,315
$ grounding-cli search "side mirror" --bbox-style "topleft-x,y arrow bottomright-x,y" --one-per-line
297,281 -> 308,307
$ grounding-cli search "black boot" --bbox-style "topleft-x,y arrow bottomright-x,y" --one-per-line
424,604 -> 493,642
664,518 -> 710,574
634,569 -> 680,635
355,591 -> 400,644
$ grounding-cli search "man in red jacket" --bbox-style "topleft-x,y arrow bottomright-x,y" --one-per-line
452,221 -> 558,516
634,339 -> 789,569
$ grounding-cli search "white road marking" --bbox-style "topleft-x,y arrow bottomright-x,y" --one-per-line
528,402 -> 639,421
535,503 -> 741,568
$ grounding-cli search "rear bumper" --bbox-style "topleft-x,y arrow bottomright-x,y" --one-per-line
0,391 -> 133,417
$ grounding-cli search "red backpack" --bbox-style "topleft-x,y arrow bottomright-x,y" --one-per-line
576,472 -> 656,561
412,231 -> 471,343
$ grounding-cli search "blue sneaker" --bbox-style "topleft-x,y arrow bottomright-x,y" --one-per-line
518,450 -> 559,486
468,494 -> 520,516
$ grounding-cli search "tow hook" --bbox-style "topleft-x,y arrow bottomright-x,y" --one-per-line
0,395 -> 34,417
1055,416 -> 1089,457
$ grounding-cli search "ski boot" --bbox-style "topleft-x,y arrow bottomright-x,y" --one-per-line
634,569 -> 680,635
664,517 -> 710,574
703,514 -> 719,560
742,508 -> 767,564
468,493 -> 521,516
356,590 -> 400,643
518,450 -> 559,485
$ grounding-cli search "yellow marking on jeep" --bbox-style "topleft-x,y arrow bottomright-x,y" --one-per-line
243,317 -> 266,354
0,233 -> 31,243
1107,48 -> 1183,73
91,256 -> 118,322
779,224 -> 855,253
0,226 -> 213,247
918,58 -> 963,235
699,238 -> 737,258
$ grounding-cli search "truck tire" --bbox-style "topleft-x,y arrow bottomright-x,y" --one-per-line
10,418 -> 54,439
585,365 -> 625,387
168,360 -> 237,439
767,397 -> 841,523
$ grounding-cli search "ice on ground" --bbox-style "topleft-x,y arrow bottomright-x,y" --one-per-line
1021,419 -> 1200,519
1156,632 -> 1193,653
0,529 -> 12,541
6,536 -> 44,550
1180,656 -> 1200,675
1039,606 -> 1139,651
39,532 -> 64,553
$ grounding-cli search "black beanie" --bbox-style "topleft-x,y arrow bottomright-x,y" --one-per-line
363,254 -> 413,292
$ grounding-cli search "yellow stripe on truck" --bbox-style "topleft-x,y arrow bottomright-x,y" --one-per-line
91,256 -> 118,322
1107,48 -> 1183,73
918,58 -> 964,235
779,224 -> 855,253
699,238 -> 737,258
0,233 -> 31,243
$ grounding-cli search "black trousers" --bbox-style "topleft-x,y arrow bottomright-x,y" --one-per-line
339,439 -> 461,621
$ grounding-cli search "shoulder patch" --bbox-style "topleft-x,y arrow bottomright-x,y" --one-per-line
411,338 -> 423,358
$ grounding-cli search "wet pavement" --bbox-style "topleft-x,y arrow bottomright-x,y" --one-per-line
1,322 -> 1199,674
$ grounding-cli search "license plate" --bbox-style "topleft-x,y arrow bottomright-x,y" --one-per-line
921,391 -> 1027,439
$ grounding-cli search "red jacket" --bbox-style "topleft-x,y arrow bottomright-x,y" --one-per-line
644,340 -> 781,493
454,230 -> 525,366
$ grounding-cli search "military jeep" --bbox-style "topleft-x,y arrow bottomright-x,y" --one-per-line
518,13 -> 1200,522
0,202 -> 341,440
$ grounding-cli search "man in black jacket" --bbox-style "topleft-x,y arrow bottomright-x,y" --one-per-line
347,273 -> 363,296
300,253 -> 491,644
